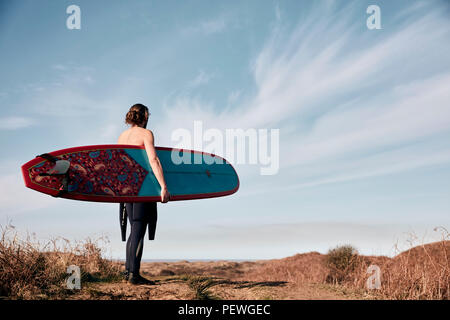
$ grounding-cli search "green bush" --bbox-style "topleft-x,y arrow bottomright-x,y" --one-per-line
325,244 -> 359,284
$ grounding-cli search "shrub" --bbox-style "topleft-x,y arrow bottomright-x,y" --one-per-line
325,244 -> 359,284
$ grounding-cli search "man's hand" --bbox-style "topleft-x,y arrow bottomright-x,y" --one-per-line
161,186 -> 170,203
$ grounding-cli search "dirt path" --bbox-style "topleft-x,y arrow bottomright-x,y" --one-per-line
68,261 -> 368,300
69,278 -> 364,300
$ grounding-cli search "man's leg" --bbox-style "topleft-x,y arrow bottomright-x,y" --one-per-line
126,203 -> 147,275
125,203 -> 132,274
125,203 -> 155,285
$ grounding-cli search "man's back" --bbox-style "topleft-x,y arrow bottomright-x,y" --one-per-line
117,127 -> 152,146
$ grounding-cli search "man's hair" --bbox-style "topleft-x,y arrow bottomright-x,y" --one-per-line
125,104 -> 149,127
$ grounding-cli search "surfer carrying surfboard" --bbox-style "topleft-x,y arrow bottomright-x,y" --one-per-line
21,103 -> 238,284
118,103 -> 170,285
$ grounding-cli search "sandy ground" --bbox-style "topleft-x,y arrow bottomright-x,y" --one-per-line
68,260 -> 368,300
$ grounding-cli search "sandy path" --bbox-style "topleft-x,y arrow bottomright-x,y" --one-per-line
68,261 -> 367,300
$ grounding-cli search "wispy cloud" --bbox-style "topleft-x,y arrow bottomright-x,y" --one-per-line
0,116 -> 34,130
182,16 -> 228,36
188,70 -> 214,88
52,64 -> 68,71
25,65 -> 102,117
0,172 -> 58,216
158,1 -> 450,191
227,90 -> 241,104
275,2 -> 281,21
286,145 -> 450,190
243,6 -> 450,128
29,89 -> 101,117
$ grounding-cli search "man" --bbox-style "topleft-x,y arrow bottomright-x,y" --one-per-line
117,103 -> 170,285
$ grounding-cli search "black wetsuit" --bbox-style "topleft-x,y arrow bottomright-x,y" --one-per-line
125,202 -> 157,275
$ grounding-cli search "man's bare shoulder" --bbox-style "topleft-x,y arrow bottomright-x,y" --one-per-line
117,130 -> 128,143
139,128 -> 154,137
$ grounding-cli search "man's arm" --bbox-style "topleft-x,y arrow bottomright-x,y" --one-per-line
143,130 -> 170,203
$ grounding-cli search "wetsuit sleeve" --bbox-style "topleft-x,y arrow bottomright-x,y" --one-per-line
148,202 -> 157,240
120,203 -> 127,241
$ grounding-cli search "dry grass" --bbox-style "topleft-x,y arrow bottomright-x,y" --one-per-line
180,275 -> 223,300
1,222 -> 448,300
0,223 -> 121,299
345,227 -> 450,300
236,228 -> 449,300
235,252 -> 329,284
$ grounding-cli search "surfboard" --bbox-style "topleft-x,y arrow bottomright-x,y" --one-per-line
21,145 -> 239,203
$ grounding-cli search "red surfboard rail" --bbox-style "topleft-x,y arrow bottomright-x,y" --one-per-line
21,144 -> 240,203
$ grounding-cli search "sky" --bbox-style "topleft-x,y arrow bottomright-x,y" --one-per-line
0,0 -> 449,260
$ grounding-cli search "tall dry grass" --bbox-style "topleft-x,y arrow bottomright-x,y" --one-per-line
235,252 -> 329,284
237,228 -> 449,300
0,223 -> 121,299
345,227 -> 450,300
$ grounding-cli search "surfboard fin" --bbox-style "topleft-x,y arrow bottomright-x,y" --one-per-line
36,153 -> 60,163
36,155 -> 71,198
37,172 -> 69,197
120,203 -> 127,241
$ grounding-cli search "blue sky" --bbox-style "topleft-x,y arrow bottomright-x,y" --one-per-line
1,0 -> 449,260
